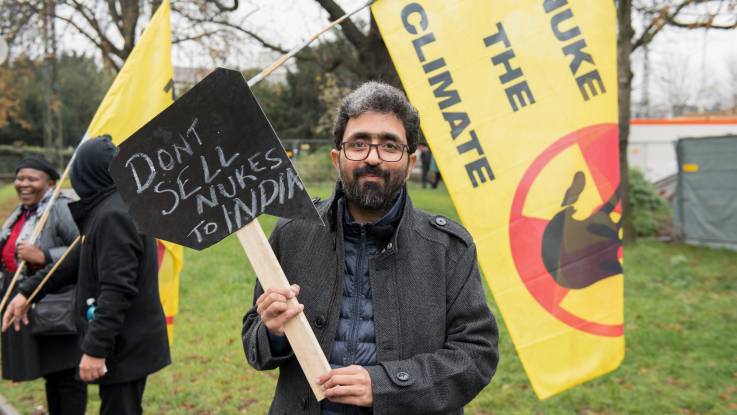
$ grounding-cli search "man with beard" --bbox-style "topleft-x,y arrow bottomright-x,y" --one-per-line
242,82 -> 499,415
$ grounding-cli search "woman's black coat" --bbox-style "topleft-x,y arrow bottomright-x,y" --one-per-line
20,190 -> 171,384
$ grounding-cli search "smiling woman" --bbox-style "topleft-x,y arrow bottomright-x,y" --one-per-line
3,157 -> 61,270
0,156 -> 86,415
15,168 -> 53,208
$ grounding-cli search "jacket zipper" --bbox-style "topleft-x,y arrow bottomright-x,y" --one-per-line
347,227 -> 366,365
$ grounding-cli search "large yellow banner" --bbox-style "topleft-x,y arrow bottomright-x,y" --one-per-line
87,0 -> 181,343
373,0 -> 623,398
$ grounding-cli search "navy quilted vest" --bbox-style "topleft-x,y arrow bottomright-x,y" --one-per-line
322,192 -> 404,415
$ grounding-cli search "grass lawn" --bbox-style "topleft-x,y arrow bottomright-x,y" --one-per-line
1,182 -> 736,414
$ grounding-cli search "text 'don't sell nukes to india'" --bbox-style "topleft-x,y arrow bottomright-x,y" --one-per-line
110,68 -> 322,251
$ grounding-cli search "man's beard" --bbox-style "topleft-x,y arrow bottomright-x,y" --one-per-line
340,163 -> 406,212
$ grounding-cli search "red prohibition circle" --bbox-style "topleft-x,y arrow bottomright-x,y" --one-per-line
509,123 -> 623,337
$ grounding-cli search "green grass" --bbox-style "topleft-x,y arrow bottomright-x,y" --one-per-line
0,183 -> 17,219
2,182 -> 736,414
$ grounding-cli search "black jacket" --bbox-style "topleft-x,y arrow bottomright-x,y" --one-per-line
20,190 -> 171,384
242,187 -> 499,415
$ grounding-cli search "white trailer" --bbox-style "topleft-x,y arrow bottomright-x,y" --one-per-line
629,118 -> 737,182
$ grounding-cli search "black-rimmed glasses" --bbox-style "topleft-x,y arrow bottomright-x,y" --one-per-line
339,141 -> 408,162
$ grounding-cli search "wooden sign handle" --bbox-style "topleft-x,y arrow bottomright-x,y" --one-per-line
236,220 -> 329,401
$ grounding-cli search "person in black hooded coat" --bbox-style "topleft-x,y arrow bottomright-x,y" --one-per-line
3,137 -> 171,415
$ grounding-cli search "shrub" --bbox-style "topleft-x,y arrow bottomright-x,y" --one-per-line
291,145 -> 336,184
629,168 -> 671,237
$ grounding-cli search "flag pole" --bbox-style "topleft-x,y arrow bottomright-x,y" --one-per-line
0,0 -> 374,313
2,236 -> 81,331
23,236 -> 80,306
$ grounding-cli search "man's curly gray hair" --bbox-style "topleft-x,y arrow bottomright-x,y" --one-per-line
332,81 -> 420,153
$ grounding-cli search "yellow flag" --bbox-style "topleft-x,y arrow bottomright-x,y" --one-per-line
87,0 -> 182,343
373,0 -> 623,398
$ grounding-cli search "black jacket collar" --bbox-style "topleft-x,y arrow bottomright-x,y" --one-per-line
319,181 -> 414,253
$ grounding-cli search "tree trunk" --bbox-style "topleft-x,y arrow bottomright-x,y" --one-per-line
617,0 -> 634,243
42,0 -> 53,152
120,0 -> 140,59
150,0 -> 163,14
314,1 -> 400,86
50,0 -> 63,167
359,16 -> 400,87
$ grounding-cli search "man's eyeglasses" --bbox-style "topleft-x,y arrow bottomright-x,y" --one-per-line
338,141 -> 408,162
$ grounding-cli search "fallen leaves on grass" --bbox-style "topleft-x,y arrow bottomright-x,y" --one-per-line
720,386 -> 737,400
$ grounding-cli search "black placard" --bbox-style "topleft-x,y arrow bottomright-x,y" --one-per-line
110,68 -> 322,250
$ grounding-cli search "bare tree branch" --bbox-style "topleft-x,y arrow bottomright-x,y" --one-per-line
171,3 -> 309,59
203,19 -> 290,54
632,1 -> 691,50
314,0 -> 368,49
52,12 -> 121,71
120,0 -> 140,57
106,0 -> 123,33
1,2 -> 41,46
633,0 -> 737,50
68,0 -> 125,62
666,14 -> 737,29
173,29 -> 226,44
5,0 -> 316,72
208,0 -> 239,12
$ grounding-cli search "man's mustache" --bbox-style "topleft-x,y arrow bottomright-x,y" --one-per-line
353,165 -> 390,181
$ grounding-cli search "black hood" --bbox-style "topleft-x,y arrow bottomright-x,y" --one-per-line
71,136 -> 117,199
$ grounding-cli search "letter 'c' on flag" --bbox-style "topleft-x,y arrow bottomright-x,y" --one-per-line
373,0 -> 623,399
87,0 -> 181,344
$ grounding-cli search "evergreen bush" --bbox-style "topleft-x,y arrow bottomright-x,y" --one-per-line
629,168 -> 671,237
